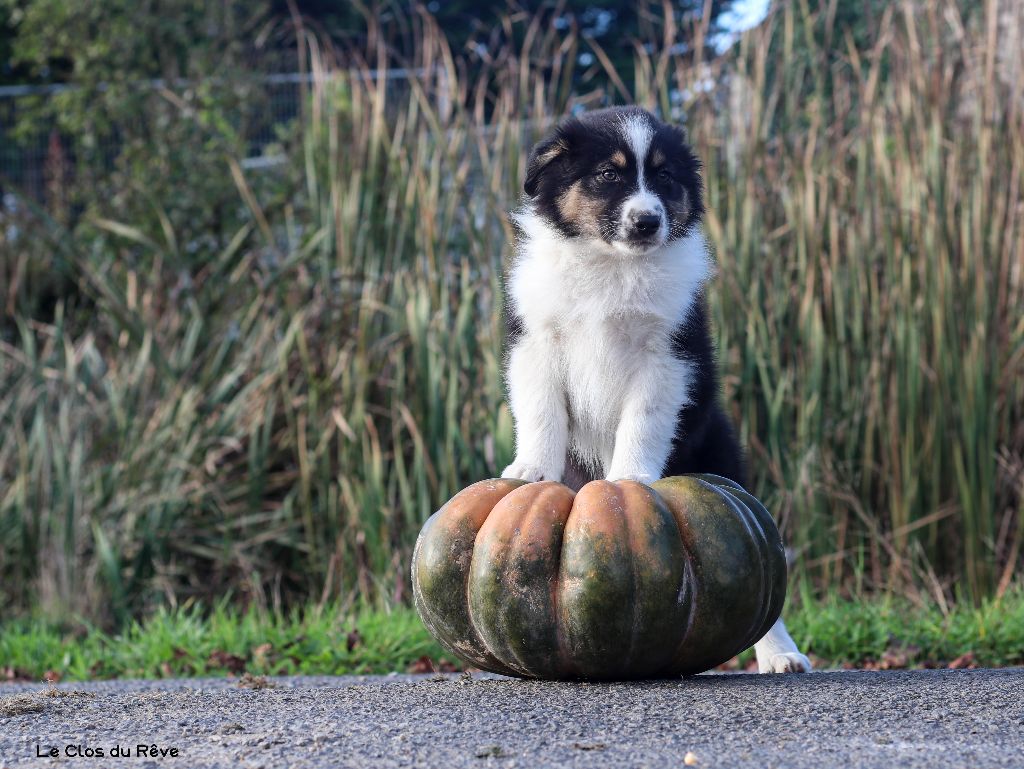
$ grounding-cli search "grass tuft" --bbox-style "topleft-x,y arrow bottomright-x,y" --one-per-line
0,693 -> 47,716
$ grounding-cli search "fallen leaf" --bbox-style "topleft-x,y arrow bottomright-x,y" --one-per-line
346,629 -> 363,652
161,654 -> 195,677
207,650 -> 247,675
948,652 -> 978,670
2,666 -> 32,682
572,742 -> 606,751
252,643 -> 274,666
43,670 -> 61,684
877,643 -> 919,670
408,656 -> 434,674
408,656 -> 460,674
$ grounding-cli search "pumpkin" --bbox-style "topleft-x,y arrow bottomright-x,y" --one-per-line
411,474 -> 786,679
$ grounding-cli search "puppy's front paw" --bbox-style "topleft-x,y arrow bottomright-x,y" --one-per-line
501,460 -> 560,483
759,652 -> 812,674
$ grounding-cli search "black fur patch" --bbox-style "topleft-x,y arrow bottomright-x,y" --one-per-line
665,294 -> 747,486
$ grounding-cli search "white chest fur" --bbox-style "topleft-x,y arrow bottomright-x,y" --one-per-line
508,211 -> 712,472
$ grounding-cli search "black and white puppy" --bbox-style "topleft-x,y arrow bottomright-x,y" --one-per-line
501,106 -> 811,674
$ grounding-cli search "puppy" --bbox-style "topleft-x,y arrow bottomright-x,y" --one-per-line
501,106 -> 811,674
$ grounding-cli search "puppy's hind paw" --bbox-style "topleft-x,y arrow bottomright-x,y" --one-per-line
501,461 -> 559,483
759,652 -> 813,674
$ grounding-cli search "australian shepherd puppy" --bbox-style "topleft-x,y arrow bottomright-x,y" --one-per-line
501,106 -> 811,674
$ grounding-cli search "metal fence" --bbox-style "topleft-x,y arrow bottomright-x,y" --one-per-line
0,69 -> 424,204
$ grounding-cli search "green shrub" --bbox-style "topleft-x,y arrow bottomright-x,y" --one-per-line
1,0 -> 1021,624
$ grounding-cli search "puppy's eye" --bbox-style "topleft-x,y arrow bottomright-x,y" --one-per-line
599,169 -> 619,182
656,168 -> 673,182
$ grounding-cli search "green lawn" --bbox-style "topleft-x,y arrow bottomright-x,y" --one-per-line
2,589 -> 1022,682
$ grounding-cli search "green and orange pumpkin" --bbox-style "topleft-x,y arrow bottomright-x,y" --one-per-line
411,474 -> 786,679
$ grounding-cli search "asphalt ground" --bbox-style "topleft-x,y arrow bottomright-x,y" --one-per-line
1,669 -> 1022,768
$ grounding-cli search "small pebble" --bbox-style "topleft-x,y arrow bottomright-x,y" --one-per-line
684,751 -> 699,765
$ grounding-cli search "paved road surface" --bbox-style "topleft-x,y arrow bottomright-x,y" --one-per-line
1,669 -> 1022,768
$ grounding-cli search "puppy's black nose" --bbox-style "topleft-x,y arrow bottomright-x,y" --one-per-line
632,213 -> 661,236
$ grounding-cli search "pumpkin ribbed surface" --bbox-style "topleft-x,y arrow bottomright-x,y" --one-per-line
411,474 -> 786,679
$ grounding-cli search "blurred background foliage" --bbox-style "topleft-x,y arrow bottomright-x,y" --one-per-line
0,0 -> 1022,627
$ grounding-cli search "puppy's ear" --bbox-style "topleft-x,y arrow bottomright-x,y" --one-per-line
524,121 -> 577,197
665,122 -> 702,174
665,122 -> 693,155
524,136 -> 566,197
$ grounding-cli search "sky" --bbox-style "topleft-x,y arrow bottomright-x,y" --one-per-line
720,0 -> 771,32
714,0 -> 770,51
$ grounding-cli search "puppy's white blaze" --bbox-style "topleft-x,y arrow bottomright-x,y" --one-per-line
618,114 -> 667,246
620,113 -> 654,183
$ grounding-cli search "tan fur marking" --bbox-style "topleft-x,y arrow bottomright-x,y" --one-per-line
611,150 -> 627,167
651,148 -> 667,166
539,139 -> 568,164
557,183 -> 583,220
557,182 -> 604,237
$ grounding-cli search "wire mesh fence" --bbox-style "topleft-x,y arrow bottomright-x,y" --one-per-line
0,69 -> 426,207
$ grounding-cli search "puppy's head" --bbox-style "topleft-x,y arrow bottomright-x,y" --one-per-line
523,107 -> 704,255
